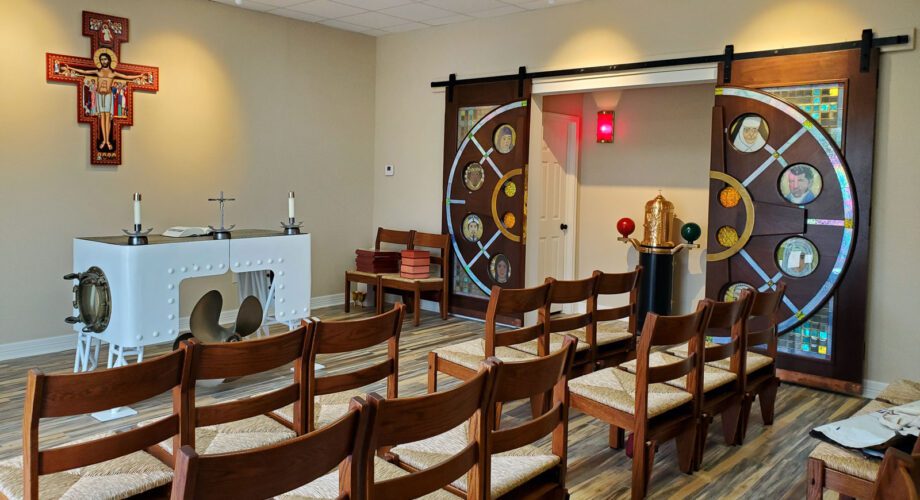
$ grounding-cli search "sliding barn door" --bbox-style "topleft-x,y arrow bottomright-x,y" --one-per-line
442,80 -> 531,324
707,48 -> 879,393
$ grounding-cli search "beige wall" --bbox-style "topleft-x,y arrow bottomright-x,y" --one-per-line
373,0 -> 920,383
0,0 -> 376,344
564,85 -> 713,313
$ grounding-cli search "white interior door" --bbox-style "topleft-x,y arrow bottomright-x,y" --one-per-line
538,112 -> 579,313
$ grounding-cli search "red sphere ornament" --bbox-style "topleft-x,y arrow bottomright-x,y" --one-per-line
617,217 -> 636,238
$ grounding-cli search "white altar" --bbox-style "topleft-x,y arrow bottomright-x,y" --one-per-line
69,229 -> 311,374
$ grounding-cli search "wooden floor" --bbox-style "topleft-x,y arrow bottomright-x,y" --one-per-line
0,305 -> 866,499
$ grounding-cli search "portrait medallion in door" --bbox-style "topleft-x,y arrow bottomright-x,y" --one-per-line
489,254 -> 511,284
463,162 -> 485,191
493,124 -> 516,154
728,113 -> 769,153
779,164 -> 822,205
462,214 -> 484,242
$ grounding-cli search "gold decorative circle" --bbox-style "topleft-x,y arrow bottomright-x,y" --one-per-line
717,226 -> 739,248
719,186 -> 741,208
502,212 -> 516,229
93,48 -> 118,69
491,168 -> 523,243
723,283 -> 754,302
503,181 -> 517,197
707,171 -> 755,262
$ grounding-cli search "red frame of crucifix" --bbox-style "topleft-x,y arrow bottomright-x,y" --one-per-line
46,11 -> 159,166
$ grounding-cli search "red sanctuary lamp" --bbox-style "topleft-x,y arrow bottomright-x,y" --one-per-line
596,110 -> 614,143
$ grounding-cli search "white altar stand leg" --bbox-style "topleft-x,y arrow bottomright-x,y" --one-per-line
91,343 -> 145,422
73,332 -> 101,373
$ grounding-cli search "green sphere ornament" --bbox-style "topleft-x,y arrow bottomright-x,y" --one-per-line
681,222 -> 701,244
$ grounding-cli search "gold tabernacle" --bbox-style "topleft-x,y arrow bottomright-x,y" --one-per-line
641,193 -> 675,248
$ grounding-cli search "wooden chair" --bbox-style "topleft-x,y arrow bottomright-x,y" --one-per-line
171,399 -> 370,500
428,282 -> 552,393
0,349 -> 186,500
346,227 -> 414,314
589,268 -> 642,369
735,284 -> 785,444
274,304 -> 405,432
511,276 -> 597,377
155,325 -> 310,461
872,447 -> 920,500
379,231 -> 450,326
365,365 -> 497,499
569,303 -> 713,499
391,337 -> 577,499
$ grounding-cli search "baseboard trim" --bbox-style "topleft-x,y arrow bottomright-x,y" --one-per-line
0,293 -> 348,362
862,379 -> 888,399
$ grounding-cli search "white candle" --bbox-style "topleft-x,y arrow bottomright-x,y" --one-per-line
288,191 -> 295,219
133,193 -> 142,225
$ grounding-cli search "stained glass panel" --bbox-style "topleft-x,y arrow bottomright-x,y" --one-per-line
765,82 -> 845,362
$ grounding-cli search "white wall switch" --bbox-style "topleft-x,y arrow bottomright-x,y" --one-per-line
385,164 -> 395,176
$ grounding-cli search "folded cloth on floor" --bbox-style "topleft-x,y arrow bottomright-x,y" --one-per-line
811,400 -> 920,453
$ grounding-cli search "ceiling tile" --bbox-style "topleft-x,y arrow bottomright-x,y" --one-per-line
335,0 -> 414,9
379,3 -> 457,22
425,13 -> 474,25
337,11 -> 408,29
468,4 -> 524,17
320,18 -> 370,32
288,0 -> 365,18
216,0 -> 276,11
250,0 -> 306,7
269,7 -> 325,21
422,0 -> 507,14
364,28 -> 389,36
383,22 -> 429,33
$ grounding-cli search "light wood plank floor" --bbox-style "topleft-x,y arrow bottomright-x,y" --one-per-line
0,306 -> 866,499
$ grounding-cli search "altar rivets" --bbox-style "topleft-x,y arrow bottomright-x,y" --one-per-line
256,259 -> 262,265
279,298 -> 285,303
278,258 -> 284,263
245,261 -> 251,266
169,329 -> 175,335
219,263 -> 226,269
193,265 -> 200,271
168,314 -> 175,320
206,264 -> 212,270
136,335 -> 143,340
290,309 -> 296,315
303,307 -> 308,312
168,298 -> 175,304
279,311 -> 285,317
279,271 -> 285,277
180,266 -> 187,273
279,284 -> 285,290
153,331 -> 159,337
267,259 -> 273,264
168,268 -> 175,274
234,262 -> 240,267
168,284 -> 175,290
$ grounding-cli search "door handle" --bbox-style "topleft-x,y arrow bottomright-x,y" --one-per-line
560,223 -> 568,231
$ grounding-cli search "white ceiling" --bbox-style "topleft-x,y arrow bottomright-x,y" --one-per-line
212,0 -> 584,36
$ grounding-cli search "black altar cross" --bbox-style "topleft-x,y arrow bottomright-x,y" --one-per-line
46,11 -> 159,166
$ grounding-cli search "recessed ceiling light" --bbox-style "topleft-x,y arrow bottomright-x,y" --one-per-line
234,0 -> 242,5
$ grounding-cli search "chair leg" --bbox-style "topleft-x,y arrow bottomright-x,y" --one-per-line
344,278 -> 351,312
609,426 -> 625,449
759,379 -> 779,425
440,292 -> 448,320
693,415 -> 712,471
530,393 -> 545,419
376,282 -> 384,314
806,457 -> 825,500
494,402 -> 504,431
413,290 -> 421,327
721,400 -> 743,446
737,393 -> 754,444
676,419 -> 697,474
427,352 -> 438,394
631,436 -> 656,500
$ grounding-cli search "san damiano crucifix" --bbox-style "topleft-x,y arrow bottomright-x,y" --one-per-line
47,11 -> 159,166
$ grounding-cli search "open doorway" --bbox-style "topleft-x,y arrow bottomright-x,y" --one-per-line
526,67 -> 717,316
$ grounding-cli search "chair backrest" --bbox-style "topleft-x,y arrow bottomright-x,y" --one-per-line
22,349 -> 187,498
487,335 -> 577,489
308,304 -> 405,431
485,282 -> 553,356
364,366 -> 496,500
590,267 -> 642,335
700,292 -> 754,374
542,276 -> 597,336
633,302 -> 713,415
172,399 -> 370,500
412,231 -> 450,279
745,283 -> 786,358
871,448 -> 920,500
183,325 -> 311,438
375,227 -> 414,250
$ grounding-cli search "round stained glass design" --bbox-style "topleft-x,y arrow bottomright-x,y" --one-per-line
723,282 -> 754,302
716,226 -> 739,248
719,186 -> 741,208
503,181 -> 517,198
502,212 -> 516,229
776,237 -> 819,278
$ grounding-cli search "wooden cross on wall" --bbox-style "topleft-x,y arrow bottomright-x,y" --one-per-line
46,11 -> 158,166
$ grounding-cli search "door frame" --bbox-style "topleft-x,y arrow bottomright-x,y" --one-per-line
524,65 -> 718,291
